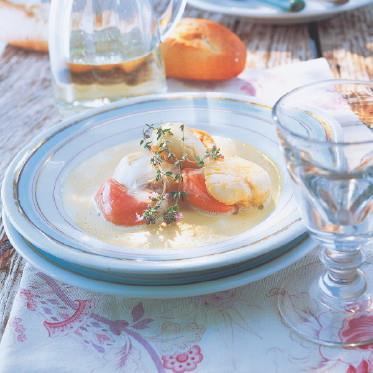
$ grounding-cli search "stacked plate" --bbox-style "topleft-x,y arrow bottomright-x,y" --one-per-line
2,92 -> 313,298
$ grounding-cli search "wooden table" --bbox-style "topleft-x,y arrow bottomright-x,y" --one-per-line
0,4 -> 372,340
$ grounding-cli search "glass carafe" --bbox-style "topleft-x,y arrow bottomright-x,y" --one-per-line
49,0 -> 186,111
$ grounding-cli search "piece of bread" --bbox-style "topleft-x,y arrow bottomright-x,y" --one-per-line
161,18 -> 246,81
0,0 -> 48,52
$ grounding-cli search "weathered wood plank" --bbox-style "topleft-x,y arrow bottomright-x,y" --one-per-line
317,6 -> 373,79
0,47 -> 60,183
235,22 -> 315,68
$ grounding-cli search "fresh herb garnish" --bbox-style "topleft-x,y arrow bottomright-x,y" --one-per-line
140,124 -> 185,225
139,123 -> 222,225
163,204 -> 180,225
196,145 -> 222,167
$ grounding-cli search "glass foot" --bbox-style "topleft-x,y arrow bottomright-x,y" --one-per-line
278,261 -> 373,347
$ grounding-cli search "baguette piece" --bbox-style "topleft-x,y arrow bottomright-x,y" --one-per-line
0,0 -> 48,52
161,18 -> 247,81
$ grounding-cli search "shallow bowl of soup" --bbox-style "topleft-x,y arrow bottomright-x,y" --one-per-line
2,93 -> 305,281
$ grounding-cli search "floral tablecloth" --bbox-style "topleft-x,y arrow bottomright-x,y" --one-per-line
1,58 -> 372,373
1,252 -> 372,372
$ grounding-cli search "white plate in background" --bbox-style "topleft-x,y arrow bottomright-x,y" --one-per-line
188,0 -> 372,24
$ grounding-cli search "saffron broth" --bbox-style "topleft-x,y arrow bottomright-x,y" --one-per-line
63,136 -> 281,250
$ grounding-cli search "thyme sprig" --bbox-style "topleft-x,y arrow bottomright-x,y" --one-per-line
139,123 -> 222,225
140,124 -> 185,225
196,145 -> 222,167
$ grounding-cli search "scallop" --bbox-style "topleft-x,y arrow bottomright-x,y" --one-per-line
203,156 -> 271,207
150,122 -> 214,166
112,151 -> 155,190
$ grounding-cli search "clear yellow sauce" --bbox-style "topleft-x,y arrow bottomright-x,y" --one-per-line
63,136 -> 281,250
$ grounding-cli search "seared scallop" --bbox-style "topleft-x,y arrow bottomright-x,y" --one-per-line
203,156 -> 271,207
150,122 -> 215,168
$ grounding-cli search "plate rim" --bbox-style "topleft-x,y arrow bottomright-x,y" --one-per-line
3,212 -> 316,298
187,0 -> 372,23
2,92 -> 305,273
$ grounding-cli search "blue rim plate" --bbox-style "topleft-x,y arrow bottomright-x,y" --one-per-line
2,209 -> 307,285
3,212 -> 315,298
188,0 -> 372,24
2,92 -> 305,275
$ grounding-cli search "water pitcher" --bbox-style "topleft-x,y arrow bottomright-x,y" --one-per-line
49,0 -> 186,111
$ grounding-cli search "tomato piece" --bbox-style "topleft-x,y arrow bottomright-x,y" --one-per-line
95,179 -> 149,226
182,168 -> 235,213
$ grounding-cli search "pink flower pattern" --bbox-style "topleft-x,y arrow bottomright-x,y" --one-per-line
198,289 -> 237,308
162,345 -> 203,372
340,314 -> 373,349
239,81 -> 256,96
346,359 -> 370,373
12,317 -> 26,342
8,269 -> 373,372
338,314 -> 373,373
16,273 -> 166,372
20,289 -> 36,311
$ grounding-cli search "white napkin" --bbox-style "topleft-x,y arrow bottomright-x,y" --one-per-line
168,58 -> 333,105
1,58 -> 370,373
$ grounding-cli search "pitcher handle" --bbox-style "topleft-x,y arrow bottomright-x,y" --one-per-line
158,0 -> 186,41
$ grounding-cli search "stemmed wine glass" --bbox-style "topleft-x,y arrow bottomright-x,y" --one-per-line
273,80 -> 373,346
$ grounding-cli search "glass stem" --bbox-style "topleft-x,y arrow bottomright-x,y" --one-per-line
318,239 -> 367,307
